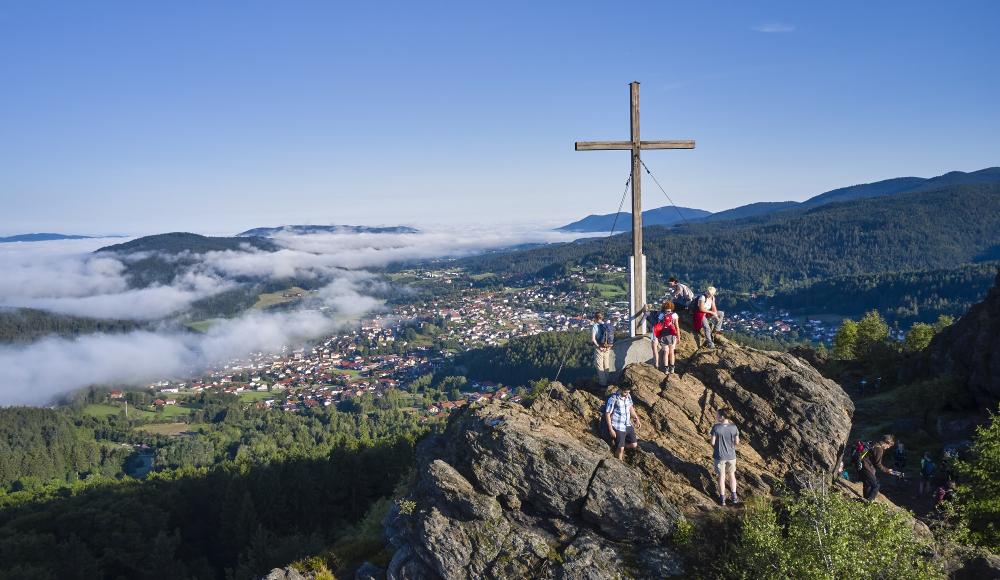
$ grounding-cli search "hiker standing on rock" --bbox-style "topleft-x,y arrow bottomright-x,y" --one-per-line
652,301 -> 680,374
693,287 -> 724,349
665,277 -> 695,311
637,304 -> 665,364
591,312 -> 615,387
605,384 -> 640,460
710,408 -> 740,506
860,434 -> 903,501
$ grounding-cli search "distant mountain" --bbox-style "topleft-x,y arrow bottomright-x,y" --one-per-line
558,206 -> 711,232
0,233 -> 100,243
694,201 -> 800,222
96,232 -> 278,255
799,176 -> 925,208
903,167 -> 1000,194
559,168 -> 1000,232
237,224 -> 419,237
799,167 -> 1000,208
462,182 -> 1000,293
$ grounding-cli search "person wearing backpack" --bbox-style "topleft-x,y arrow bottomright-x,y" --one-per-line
638,304 -> 666,365
859,434 -> 903,501
652,301 -> 681,374
919,451 -> 937,496
591,312 -> 615,386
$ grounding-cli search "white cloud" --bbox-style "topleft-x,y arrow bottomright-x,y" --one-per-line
752,22 -> 795,33
0,276 -> 380,405
0,224 -> 580,404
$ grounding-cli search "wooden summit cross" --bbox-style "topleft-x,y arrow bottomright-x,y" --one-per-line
575,81 -> 695,338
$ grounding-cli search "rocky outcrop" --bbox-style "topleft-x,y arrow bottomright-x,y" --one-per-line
930,270 -> 1000,408
262,568 -> 310,580
385,334 -> 854,579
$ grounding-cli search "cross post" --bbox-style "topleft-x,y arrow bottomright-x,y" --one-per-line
575,81 -> 695,337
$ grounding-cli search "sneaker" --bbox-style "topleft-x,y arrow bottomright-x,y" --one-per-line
731,494 -> 739,505
669,365 -> 675,374
719,496 -> 727,506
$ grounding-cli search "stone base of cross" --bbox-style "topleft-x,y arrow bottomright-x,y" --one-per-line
575,81 -> 695,337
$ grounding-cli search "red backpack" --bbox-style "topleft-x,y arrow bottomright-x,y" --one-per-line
654,313 -> 678,338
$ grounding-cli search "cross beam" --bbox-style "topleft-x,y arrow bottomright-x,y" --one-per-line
575,81 -> 695,337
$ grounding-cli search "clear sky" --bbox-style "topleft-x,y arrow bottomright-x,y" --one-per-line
2,0 -> 998,235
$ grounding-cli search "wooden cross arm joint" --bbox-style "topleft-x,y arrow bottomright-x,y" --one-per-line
574,140 -> 696,151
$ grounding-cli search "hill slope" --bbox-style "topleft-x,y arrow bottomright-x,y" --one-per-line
930,270 -> 1000,408
800,176 -> 925,208
694,201 -> 800,222
96,232 -> 278,255
558,205 -> 711,232
462,183 -> 1000,292
0,233 -> 98,243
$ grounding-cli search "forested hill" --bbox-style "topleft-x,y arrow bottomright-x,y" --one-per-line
459,183 -> 1000,292
96,232 -> 278,255
94,233 -> 281,289
557,205 -> 710,232
0,308 -> 142,343
744,262 -> 1000,324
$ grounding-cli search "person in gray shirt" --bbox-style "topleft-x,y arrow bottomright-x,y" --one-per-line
710,408 -> 740,506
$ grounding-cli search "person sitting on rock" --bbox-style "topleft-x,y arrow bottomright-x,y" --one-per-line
710,407 -> 740,506
860,434 -> 903,502
693,287 -> 724,349
652,301 -> 680,374
604,384 -> 640,461
591,312 -> 615,387
665,276 -> 695,311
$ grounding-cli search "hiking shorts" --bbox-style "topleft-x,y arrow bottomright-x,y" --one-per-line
614,426 -> 638,451
658,335 -> 677,346
715,458 -> 736,476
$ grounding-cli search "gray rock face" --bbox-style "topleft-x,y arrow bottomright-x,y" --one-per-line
953,553 -> 1000,580
930,270 -> 1000,408
386,333 -> 854,579
262,568 -> 309,580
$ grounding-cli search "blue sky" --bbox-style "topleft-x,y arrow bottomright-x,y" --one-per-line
1,0 -> 998,235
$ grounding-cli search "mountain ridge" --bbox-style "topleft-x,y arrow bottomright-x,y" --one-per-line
461,182 -> 1000,292
558,206 -> 711,232
237,224 -> 419,237
95,232 -> 279,255
557,167 -> 1000,232
0,233 -> 111,243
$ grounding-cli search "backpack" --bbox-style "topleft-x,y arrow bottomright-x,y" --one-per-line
921,458 -> 936,477
691,294 -> 707,315
596,322 -> 615,347
654,313 -> 678,338
851,440 -> 872,473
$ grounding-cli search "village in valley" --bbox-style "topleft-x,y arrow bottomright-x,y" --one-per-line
91,264 -> 841,425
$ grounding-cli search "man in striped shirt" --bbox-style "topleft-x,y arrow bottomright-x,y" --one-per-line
605,385 -> 641,460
